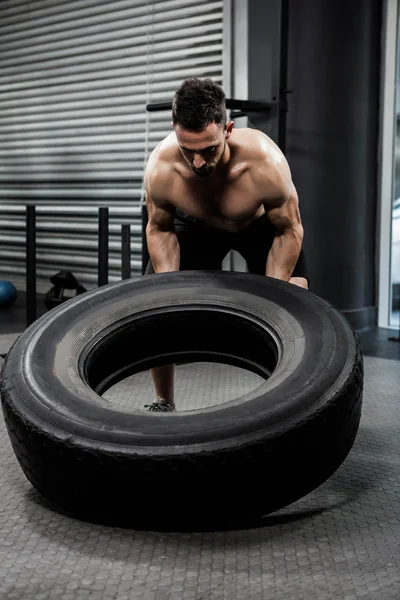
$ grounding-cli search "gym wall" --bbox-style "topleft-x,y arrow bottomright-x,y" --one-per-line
0,0 -> 383,333
284,0 -> 382,330
0,0 -> 226,292
243,0 -> 382,330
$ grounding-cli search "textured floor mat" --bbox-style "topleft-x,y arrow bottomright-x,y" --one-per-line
0,356 -> 398,599
103,361 -> 265,411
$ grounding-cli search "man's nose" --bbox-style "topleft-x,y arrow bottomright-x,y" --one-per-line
193,153 -> 206,169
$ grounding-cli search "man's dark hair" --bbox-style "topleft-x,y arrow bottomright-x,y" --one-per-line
172,77 -> 226,130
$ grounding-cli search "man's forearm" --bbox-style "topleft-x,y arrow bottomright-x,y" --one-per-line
265,227 -> 303,281
146,229 -> 180,273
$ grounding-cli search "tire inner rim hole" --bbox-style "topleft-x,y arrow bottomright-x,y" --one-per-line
84,308 -> 280,410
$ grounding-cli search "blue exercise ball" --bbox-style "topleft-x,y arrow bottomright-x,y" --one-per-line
0,280 -> 17,309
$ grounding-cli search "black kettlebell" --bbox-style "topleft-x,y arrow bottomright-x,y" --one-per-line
44,270 -> 87,311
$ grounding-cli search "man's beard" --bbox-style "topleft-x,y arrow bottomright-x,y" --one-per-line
191,163 -> 217,178
191,142 -> 226,178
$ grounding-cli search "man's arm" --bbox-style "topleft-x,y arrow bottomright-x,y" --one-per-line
145,184 -> 180,273
263,180 -> 304,282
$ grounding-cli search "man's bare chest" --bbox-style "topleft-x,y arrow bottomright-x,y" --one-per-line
172,177 -> 263,226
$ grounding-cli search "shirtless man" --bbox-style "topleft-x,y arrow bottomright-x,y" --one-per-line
143,77 -> 309,412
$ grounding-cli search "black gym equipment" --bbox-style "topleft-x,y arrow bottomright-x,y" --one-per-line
146,98 -> 274,120
26,205 -> 36,328
98,207 -> 109,287
0,270 -> 363,527
25,205 -> 131,326
121,224 -> 131,280
44,271 -> 87,311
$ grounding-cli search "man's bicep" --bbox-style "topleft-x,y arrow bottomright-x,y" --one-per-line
263,183 -> 303,235
145,190 -> 175,232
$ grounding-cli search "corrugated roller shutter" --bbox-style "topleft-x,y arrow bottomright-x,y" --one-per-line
0,0 -> 225,291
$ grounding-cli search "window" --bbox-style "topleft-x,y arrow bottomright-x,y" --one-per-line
378,0 -> 400,331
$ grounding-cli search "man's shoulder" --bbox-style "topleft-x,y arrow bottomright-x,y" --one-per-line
233,127 -> 283,162
232,128 -> 291,199
144,133 -> 180,192
147,132 -> 179,166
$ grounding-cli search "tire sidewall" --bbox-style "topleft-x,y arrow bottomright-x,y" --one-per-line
2,271 -> 360,455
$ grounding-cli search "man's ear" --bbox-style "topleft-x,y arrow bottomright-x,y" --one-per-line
225,121 -> 235,139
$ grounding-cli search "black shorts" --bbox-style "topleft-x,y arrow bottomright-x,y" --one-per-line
146,210 -> 310,283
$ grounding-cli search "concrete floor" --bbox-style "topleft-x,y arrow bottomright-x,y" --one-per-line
0,301 -> 399,599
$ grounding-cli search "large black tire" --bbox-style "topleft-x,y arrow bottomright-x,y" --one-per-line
0,271 -> 363,525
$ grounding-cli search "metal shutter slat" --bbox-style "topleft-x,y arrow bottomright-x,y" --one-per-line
0,0 -> 129,21
1,14 -> 221,60
0,67 -> 223,110
0,188 -> 140,198
0,114 -> 172,131
0,31 -> 222,75
0,57 -> 221,93
1,45 -> 223,87
0,64 -> 222,105
0,153 -> 144,162
0,1 -> 221,43
0,0 -> 225,289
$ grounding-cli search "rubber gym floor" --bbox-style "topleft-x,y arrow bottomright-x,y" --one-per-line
0,293 -> 399,600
